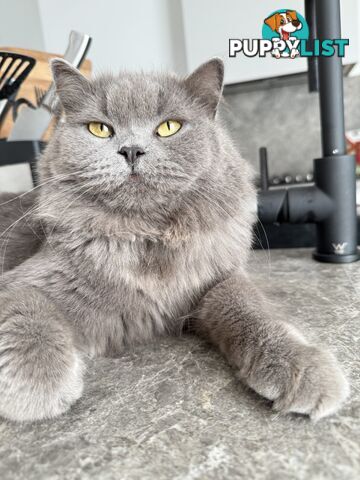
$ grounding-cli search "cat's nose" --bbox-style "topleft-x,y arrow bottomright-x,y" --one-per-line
118,146 -> 145,168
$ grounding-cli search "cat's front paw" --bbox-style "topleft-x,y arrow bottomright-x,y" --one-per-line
272,347 -> 349,420
0,298 -> 85,422
0,349 -> 84,423
244,345 -> 349,421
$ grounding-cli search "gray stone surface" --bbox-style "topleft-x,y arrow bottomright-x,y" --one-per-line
0,249 -> 359,480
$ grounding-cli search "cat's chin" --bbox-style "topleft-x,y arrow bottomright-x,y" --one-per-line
123,173 -> 161,190
121,173 -> 154,195
128,173 -> 141,182
122,173 -> 149,194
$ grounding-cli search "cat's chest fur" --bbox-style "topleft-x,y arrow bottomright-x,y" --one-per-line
48,222 -> 243,356
81,232 -> 224,305
37,199 -> 250,356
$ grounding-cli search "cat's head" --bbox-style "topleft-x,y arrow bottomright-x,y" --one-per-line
43,58 -> 226,213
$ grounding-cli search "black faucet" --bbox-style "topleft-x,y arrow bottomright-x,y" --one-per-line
257,0 -> 359,263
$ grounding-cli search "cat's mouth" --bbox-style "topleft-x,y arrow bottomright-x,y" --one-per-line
128,173 -> 141,182
124,172 -> 158,191
126,172 -> 148,188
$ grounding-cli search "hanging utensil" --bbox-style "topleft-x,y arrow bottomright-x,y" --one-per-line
8,31 -> 91,142
0,52 -> 35,127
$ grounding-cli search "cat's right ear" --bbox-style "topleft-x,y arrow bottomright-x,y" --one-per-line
51,58 -> 91,113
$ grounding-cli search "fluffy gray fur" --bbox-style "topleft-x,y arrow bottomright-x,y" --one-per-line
0,58 -> 349,422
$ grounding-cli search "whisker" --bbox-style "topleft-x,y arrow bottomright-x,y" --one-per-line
47,183 -> 97,238
0,171 -> 84,208
0,180 -> 96,275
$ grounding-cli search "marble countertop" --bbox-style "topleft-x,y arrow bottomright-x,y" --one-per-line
0,249 -> 359,480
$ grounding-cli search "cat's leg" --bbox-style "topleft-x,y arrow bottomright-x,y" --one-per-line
0,286 -> 84,422
194,275 -> 349,420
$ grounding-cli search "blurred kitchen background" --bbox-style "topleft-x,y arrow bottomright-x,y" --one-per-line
0,0 -> 359,192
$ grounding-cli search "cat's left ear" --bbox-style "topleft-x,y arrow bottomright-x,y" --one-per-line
183,58 -> 224,118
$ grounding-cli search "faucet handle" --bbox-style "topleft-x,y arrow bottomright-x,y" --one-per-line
259,147 -> 269,191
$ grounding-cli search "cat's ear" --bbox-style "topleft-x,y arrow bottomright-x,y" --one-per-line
184,58 -> 224,118
51,58 -> 91,113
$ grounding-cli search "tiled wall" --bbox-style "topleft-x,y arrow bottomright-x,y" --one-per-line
221,75 -> 360,177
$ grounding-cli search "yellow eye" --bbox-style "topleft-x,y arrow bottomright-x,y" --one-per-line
156,120 -> 182,137
88,122 -> 113,138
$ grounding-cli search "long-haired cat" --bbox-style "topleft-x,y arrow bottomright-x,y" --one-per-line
0,58 -> 348,422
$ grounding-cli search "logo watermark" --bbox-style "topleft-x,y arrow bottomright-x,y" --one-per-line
229,9 -> 349,59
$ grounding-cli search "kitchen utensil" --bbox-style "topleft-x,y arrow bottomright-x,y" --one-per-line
34,86 -> 46,107
8,30 -> 91,141
11,97 -> 36,121
0,47 -> 92,140
0,52 -> 35,126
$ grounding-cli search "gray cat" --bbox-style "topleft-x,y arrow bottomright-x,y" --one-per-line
0,58 -> 349,422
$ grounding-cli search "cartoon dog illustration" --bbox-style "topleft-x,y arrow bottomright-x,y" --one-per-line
264,10 -> 303,58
